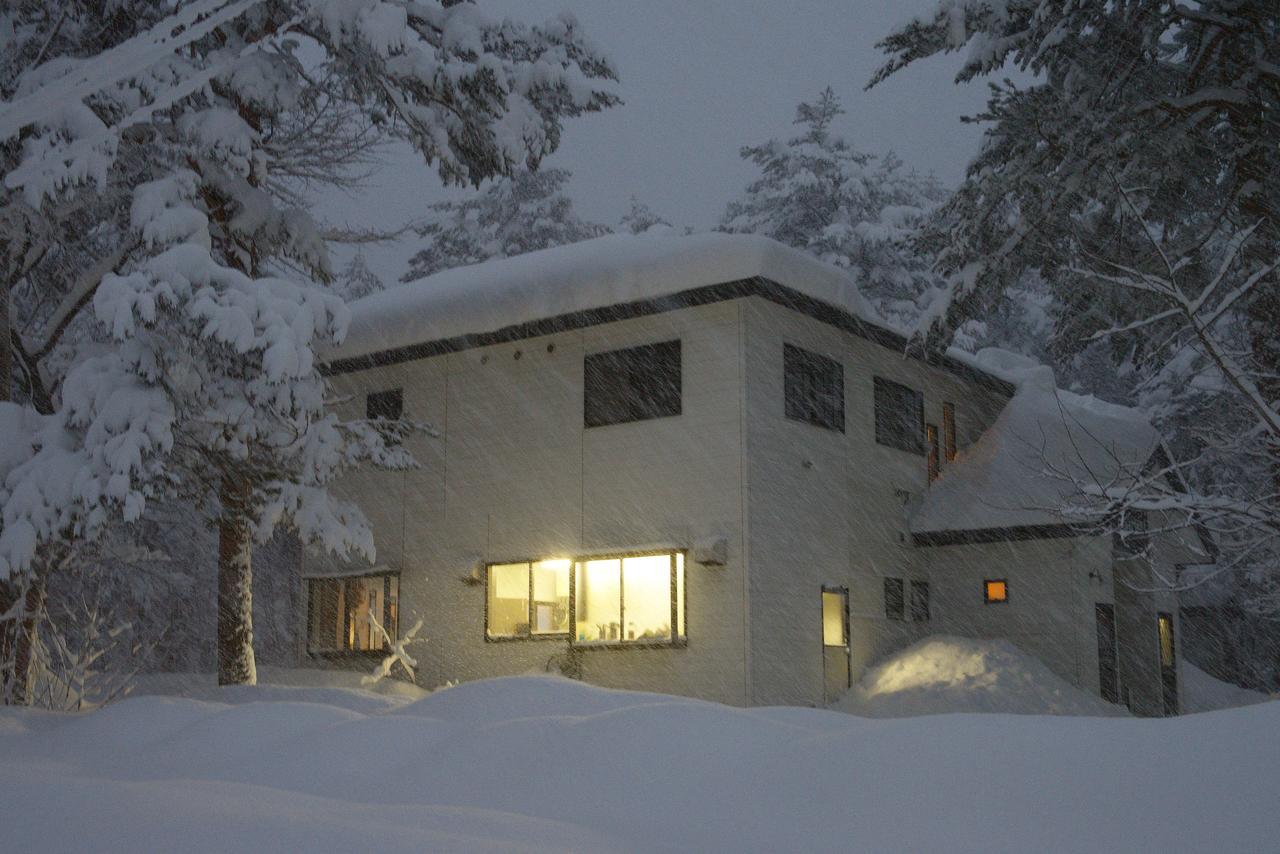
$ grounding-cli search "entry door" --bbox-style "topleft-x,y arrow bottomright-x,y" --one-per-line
1157,613 -> 1178,716
822,587 -> 851,703
1095,603 -> 1120,704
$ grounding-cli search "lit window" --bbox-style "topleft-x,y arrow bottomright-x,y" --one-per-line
822,590 -> 847,646
486,560 -> 571,639
984,579 -> 1008,604
784,344 -> 844,431
573,552 -> 685,645
1158,613 -> 1176,668
884,578 -> 905,621
307,574 -> 399,653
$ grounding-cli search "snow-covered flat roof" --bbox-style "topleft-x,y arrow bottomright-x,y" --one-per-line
327,232 -> 882,364
911,352 -> 1162,536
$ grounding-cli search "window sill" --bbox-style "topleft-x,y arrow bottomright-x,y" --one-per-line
571,638 -> 688,650
484,634 -> 571,643
307,649 -> 391,659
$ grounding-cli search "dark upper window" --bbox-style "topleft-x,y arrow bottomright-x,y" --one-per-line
910,580 -> 930,622
783,344 -> 844,431
874,377 -> 924,454
584,340 -> 682,427
884,577 -> 905,621
366,388 -> 403,420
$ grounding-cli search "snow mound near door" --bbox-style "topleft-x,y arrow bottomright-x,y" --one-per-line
831,635 -> 1127,717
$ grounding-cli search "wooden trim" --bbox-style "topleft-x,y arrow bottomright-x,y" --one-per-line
322,276 -> 1016,397
911,523 -> 1080,547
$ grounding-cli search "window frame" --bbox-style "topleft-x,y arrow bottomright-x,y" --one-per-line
583,339 -> 682,428
910,579 -> 931,622
984,578 -> 1009,604
783,343 -> 845,432
569,549 -> 688,649
305,571 -> 400,657
926,423 -> 940,483
483,559 -> 573,642
884,577 -> 905,621
873,376 -> 925,454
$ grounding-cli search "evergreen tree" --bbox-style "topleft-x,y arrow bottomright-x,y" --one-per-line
721,88 -> 948,328
870,2 -> 1279,611
403,168 -> 608,281
0,0 -> 618,697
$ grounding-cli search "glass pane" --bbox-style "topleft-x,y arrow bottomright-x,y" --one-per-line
575,559 -> 621,642
675,553 -> 686,638
822,591 -> 846,646
985,580 -> 1008,603
307,579 -> 342,651
1158,615 -> 1175,667
488,563 -> 530,638
347,576 -> 384,651
531,559 -> 571,635
622,554 -> 672,642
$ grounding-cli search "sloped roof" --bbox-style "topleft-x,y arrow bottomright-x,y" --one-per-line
329,232 -> 881,362
911,351 -> 1162,536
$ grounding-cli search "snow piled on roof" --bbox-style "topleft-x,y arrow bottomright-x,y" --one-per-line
329,232 -> 883,362
4,672 -> 1279,851
831,635 -> 1126,717
912,348 -> 1161,534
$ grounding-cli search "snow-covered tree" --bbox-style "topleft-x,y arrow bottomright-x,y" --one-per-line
870,2 -> 1279,610
0,0 -> 618,698
720,88 -> 948,328
333,251 -> 385,302
402,167 -> 607,280
618,196 -> 672,235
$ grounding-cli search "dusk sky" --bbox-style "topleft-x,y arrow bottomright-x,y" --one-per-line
320,0 -> 1006,280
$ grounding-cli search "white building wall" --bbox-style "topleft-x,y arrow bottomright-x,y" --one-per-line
317,302 -> 752,705
740,297 -> 1010,706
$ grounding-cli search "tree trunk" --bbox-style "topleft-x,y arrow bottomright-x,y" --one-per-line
217,473 -> 257,686
2,569 -> 46,705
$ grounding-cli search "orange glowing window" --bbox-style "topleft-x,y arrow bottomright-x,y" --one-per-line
984,579 -> 1008,604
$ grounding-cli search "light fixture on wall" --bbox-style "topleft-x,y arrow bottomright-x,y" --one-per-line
461,557 -> 484,586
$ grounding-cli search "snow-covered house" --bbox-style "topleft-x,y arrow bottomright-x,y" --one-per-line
306,233 -> 1203,715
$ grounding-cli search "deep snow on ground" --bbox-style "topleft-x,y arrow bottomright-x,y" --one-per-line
2,674 -> 1277,853
832,635 -> 1127,717
1180,661 -> 1273,714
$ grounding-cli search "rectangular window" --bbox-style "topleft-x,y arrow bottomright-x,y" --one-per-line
822,589 -> 848,646
884,577 -> 905,621
942,402 -> 957,462
307,574 -> 399,653
926,423 -> 940,483
984,578 -> 1009,604
572,552 -> 685,645
910,580 -> 931,622
366,388 -> 403,420
584,340 -> 681,427
784,344 -> 844,431
1158,612 -> 1178,716
486,559 -> 571,639
874,377 -> 924,454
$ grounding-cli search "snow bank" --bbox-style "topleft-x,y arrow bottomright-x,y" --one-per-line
913,348 -> 1161,533
1180,662 -> 1274,715
329,232 -> 883,362
832,635 -> 1126,717
131,665 -> 428,714
3,673 -> 1278,852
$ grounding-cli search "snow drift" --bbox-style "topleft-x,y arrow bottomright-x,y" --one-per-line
2,673 -> 1277,852
832,635 -> 1127,717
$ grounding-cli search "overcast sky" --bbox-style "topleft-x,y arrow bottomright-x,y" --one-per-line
319,0 -> 999,281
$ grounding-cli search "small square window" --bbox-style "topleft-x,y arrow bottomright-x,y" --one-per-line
884,577 -> 905,621
874,377 -> 924,454
366,388 -> 403,421
910,580 -> 930,621
984,579 -> 1009,604
784,344 -> 844,431
584,340 -> 681,427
